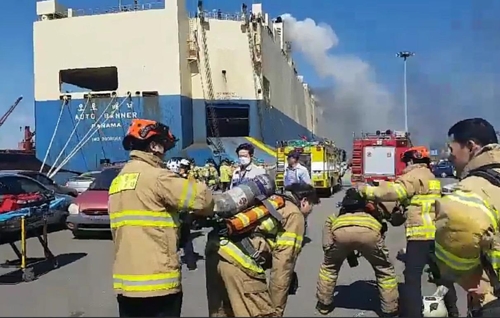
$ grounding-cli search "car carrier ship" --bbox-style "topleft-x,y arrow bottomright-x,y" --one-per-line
33,0 -> 318,174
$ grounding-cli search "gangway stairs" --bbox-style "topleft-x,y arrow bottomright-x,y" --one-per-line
243,7 -> 265,141
194,4 -> 226,159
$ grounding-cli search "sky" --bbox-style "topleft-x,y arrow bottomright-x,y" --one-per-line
1,0 -> 500,149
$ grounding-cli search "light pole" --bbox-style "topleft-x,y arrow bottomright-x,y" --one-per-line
396,51 -> 415,132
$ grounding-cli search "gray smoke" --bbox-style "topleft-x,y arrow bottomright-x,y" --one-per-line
282,9 -> 500,150
281,14 -> 399,150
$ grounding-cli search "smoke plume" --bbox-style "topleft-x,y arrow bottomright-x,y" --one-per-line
282,8 -> 500,149
281,14 -> 398,150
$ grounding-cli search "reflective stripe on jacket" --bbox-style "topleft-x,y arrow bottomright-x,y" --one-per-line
361,164 -> 440,240
433,145 -> 500,309
109,151 -> 214,298
330,213 -> 382,232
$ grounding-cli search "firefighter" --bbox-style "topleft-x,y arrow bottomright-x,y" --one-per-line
434,118 -> 500,317
187,158 -> 199,180
179,158 -> 191,179
219,159 -> 232,191
358,146 -> 459,317
205,158 -> 219,190
205,182 -> 319,317
315,188 -> 399,317
108,119 -> 214,317
231,143 -> 266,188
177,158 -> 201,270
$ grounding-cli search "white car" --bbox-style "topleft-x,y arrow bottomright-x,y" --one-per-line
65,171 -> 101,194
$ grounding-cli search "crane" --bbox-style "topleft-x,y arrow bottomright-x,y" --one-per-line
0,96 -> 23,128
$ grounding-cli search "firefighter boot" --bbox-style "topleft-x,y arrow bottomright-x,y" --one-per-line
315,301 -> 333,315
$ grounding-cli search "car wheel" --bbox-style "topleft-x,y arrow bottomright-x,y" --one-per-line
441,172 -> 447,178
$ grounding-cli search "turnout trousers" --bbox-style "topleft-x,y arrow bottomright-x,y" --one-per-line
316,226 -> 399,315
205,252 -> 276,317
403,240 -> 459,317
117,292 -> 183,317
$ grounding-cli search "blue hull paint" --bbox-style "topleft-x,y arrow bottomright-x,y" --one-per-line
35,95 -> 312,172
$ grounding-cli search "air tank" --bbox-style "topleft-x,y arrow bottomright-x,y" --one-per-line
214,174 -> 276,218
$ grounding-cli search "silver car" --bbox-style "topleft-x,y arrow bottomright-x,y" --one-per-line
65,171 -> 101,194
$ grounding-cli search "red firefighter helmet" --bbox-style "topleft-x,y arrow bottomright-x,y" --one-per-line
401,146 -> 430,162
122,119 -> 178,151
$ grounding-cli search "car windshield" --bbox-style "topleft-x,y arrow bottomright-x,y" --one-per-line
88,168 -> 120,191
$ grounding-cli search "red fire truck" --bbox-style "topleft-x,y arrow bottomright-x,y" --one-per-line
350,129 -> 412,185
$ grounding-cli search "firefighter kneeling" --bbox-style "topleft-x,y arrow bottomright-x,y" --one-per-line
109,119 -> 214,317
315,188 -> 399,317
205,182 -> 319,317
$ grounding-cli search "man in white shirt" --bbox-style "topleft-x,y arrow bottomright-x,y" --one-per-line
284,151 -> 311,187
230,143 -> 266,188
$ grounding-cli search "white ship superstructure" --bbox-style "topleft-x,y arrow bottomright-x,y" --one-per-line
33,0 -> 317,172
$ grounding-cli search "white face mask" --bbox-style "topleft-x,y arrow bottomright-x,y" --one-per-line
239,157 -> 251,166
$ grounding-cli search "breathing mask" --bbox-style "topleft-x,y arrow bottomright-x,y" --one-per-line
239,156 -> 251,166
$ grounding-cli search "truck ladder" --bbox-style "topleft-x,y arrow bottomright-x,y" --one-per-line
195,11 -> 226,158
245,13 -> 265,141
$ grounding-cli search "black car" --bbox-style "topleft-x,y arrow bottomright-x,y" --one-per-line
2,170 -> 78,197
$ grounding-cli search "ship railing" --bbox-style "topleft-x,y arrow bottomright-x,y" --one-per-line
189,11 -> 245,21
69,1 -> 164,18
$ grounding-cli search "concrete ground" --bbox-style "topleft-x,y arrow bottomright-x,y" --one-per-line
0,177 -> 465,317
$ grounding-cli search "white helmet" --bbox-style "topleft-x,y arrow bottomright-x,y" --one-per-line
180,159 -> 190,167
422,286 -> 448,317
166,158 -> 181,173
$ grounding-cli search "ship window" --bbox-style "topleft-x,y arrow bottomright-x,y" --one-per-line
59,66 -> 118,93
206,106 -> 249,137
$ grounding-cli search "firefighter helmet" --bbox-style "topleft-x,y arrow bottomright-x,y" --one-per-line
422,286 -> 449,317
122,119 -> 178,151
401,146 -> 430,162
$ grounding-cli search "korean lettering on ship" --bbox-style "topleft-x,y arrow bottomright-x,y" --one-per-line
73,101 -> 138,143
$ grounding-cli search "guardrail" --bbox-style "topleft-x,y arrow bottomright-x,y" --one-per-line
59,1 -> 165,18
188,11 -> 245,21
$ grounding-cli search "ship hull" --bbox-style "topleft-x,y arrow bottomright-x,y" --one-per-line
35,95 -> 311,172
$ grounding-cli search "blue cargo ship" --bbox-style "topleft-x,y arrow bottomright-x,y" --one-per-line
33,0 -> 318,173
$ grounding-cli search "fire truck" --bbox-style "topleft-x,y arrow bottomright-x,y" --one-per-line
275,139 -> 343,196
350,129 -> 412,185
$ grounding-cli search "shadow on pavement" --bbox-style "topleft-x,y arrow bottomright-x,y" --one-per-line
333,280 -> 404,313
73,232 -> 112,240
0,252 -> 87,285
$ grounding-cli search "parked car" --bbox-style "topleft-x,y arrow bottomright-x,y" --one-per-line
65,171 -> 101,194
66,167 -> 121,238
2,170 -> 79,197
0,173 -> 73,226
432,161 -> 456,178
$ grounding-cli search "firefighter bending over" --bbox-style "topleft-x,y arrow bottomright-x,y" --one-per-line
316,188 -> 398,317
109,119 -> 214,317
205,182 -> 319,317
359,146 -> 458,317
434,118 -> 500,317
